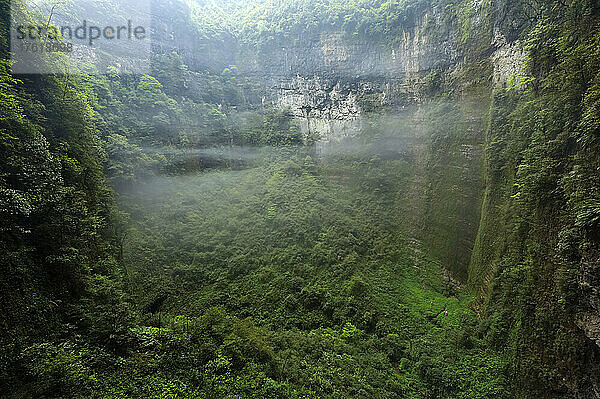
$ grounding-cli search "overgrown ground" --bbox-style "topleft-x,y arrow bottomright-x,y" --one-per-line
69,147 -> 507,398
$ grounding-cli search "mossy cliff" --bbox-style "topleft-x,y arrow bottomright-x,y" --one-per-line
422,1 -> 600,396
466,2 -> 600,396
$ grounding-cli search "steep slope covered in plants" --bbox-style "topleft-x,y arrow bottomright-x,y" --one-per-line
468,1 -> 600,396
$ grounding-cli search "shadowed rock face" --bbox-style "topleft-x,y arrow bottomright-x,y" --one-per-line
579,247 -> 600,355
577,312 -> 600,347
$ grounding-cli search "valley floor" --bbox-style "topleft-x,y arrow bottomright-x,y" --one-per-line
87,148 -> 509,398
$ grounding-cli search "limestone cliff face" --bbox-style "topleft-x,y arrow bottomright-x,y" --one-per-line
236,4 -> 460,142
238,6 -> 457,80
273,75 -> 363,144
490,28 -> 526,88
155,0 -> 528,288
228,3 -> 524,284
155,1 -> 517,285
232,10 -> 523,144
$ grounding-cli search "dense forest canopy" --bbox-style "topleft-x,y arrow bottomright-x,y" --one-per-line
1,0 -> 599,397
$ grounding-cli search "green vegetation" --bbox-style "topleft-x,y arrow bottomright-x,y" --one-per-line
1,0 -> 599,397
192,0 -> 440,47
5,141 -> 510,397
469,1 -> 600,395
